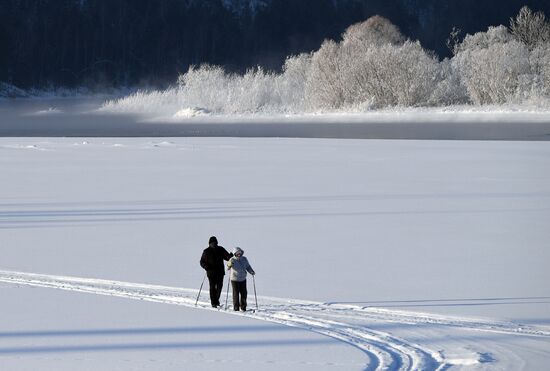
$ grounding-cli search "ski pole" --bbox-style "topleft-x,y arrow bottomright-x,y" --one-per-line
195,272 -> 206,306
252,274 -> 258,311
225,270 -> 231,310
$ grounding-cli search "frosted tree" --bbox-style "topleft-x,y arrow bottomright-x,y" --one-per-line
454,25 -> 513,53
175,64 -> 281,114
429,58 -> 469,106
508,6 -> 550,100
177,65 -> 231,112
341,15 -> 406,49
228,67 -> 280,113
337,16 -> 407,107
453,28 -> 533,104
306,17 -> 442,109
278,53 -> 312,111
510,6 -> 550,50
530,44 -> 550,95
278,17 -> 456,110
355,41 -> 442,107
305,40 -> 347,109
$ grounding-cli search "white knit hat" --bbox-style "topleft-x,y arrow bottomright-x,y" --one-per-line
233,247 -> 244,256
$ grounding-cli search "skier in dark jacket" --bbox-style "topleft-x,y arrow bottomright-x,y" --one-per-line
200,236 -> 233,308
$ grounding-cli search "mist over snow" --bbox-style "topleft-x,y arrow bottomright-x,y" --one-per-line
101,10 -> 550,118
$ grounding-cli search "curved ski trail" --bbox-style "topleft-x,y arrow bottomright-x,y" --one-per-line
1,270 -> 548,370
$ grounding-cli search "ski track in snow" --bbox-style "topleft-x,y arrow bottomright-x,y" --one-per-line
1,270 -> 549,370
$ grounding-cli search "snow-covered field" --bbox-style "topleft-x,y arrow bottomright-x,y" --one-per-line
1,137 -> 549,370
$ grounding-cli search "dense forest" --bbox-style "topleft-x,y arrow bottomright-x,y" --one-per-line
1,0 -> 549,89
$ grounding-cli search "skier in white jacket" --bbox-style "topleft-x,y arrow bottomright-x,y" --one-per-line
227,247 -> 255,311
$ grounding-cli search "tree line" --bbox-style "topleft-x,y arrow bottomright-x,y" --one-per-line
1,0 -> 549,89
103,7 -> 550,114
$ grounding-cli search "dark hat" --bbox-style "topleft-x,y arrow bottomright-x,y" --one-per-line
209,236 -> 218,244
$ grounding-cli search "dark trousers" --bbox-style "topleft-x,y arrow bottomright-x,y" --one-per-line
207,273 -> 224,306
231,280 -> 247,311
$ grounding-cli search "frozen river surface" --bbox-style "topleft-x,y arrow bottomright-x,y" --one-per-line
1,98 -> 550,139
